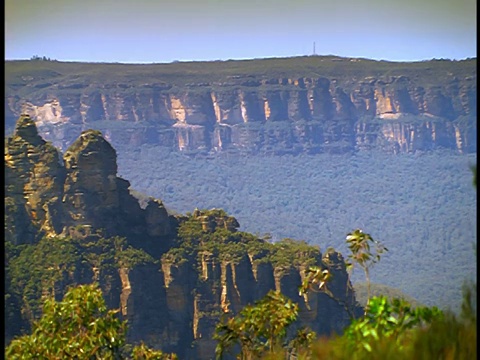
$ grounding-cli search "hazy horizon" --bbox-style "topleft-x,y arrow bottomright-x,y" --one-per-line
6,0 -> 476,64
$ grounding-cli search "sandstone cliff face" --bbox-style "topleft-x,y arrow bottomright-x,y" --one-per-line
1,116 -> 386,359
156,209 -> 360,359
5,115 -> 66,244
5,59 -> 476,155
5,119 -> 362,358
5,114 -> 176,252
5,115 -> 355,359
159,247 -> 357,359
4,116 -> 179,352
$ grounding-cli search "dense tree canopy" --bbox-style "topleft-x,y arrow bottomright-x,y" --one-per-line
6,284 -> 177,360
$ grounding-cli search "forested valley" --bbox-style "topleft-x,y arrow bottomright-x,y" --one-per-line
117,145 -> 477,311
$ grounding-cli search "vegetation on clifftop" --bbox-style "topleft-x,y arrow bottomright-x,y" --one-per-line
5,57 -> 476,96
213,220 -> 476,359
162,208 -> 322,272
4,111 -> 475,358
119,145 -> 476,311
5,234 -> 157,342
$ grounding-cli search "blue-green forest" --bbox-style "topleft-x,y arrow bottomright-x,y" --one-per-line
117,146 -> 476,311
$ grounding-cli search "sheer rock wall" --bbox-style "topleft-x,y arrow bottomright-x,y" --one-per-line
6,59 -> 476,155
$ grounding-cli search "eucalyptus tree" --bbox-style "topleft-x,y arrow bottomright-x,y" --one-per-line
214,290 -> 299,360
345,229 -> 388,306
6,283 -> 177,360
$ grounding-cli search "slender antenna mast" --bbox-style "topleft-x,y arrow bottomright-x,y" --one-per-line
313,42 -> 316,56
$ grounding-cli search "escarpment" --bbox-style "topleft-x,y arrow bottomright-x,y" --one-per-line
160,209 -> 360,358
5,115 -> 361,359
5,57 -> 476,155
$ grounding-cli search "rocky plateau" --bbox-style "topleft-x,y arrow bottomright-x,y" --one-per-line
5,57 -> 477,155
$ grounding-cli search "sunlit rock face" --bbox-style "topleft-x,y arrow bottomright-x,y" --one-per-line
5,59 -> 476,155
5,115 -> 176,249
5,115 -> 66,244
5,116 -> 362,359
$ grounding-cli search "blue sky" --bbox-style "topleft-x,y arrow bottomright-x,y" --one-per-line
5,0 -> 477,63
